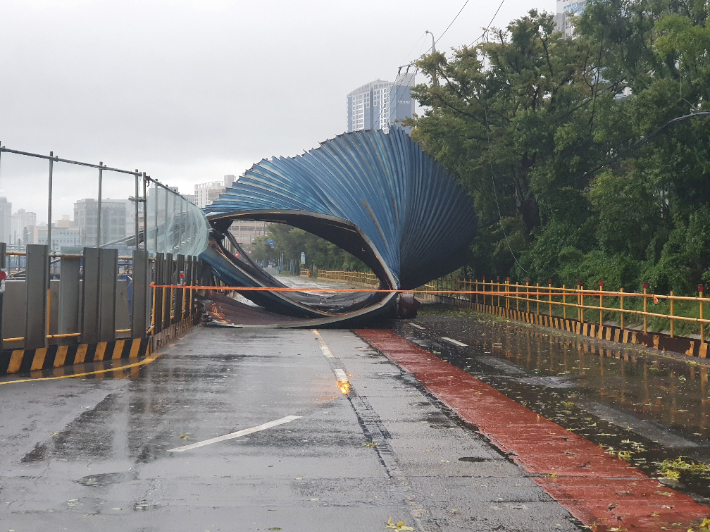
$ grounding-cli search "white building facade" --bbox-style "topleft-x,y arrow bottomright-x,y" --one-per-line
10,208 -> 35,246
194,175 -> 235,209
347,74 -> 416,133
555,0 -> 586,37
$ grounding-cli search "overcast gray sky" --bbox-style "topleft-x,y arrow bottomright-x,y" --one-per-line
0,0 -> 546,221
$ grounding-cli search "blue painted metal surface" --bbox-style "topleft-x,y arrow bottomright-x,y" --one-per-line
202,128 -> 476,324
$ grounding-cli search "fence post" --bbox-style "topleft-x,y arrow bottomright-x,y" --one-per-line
526,279 -> 530,314
97,162 -> 103,248
536,283 -> 540,315
47,153 -> 54,251
643,282 -> 648,334
497,276 -> 501,308
700,285 -> 705,344
562,285 -> 566,320
577,281 -> 583,323
620,288 -> 625,330
669,290 -> 674,338
506,277 -> 510,309
548,279 -> 553,317
515,282 -> 519,311
475,279 -> 479,306
599,281 -> 604,327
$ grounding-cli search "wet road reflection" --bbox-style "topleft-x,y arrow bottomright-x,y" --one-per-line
394,305 -> 710,501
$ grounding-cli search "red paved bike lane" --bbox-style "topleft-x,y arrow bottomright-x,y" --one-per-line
355,329 -> 709,531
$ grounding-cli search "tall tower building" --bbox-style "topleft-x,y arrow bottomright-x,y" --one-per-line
555,0 -> 586,37
10,208 -> 35,246
0,198 -> 11,244
346,73 -> 415,133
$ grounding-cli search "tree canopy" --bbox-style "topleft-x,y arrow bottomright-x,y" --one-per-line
404,0 -> 710,294
249,223 -> 369,273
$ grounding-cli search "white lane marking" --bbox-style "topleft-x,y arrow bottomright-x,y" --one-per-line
167,415 -> 301,453
312,329 -> 333,357
410,323 -> 425,330
313,330 -> 351,393
441,337 -> 468,347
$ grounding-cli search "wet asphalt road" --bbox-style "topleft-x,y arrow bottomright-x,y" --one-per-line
0,327 -> 579,532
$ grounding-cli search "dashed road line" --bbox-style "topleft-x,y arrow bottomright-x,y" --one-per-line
167,415 -> 301,453
313,330 -> 351,394
410,323 -> 425,330
312,329 -> 333,357
441,337 -> 468,347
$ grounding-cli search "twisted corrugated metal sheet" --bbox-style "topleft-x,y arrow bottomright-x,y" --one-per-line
203,128 -> 476,323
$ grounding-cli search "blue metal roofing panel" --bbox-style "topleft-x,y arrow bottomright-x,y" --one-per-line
205,128 -> 477,292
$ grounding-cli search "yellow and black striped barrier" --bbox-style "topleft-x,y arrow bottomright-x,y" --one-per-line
0,338 -> 151,376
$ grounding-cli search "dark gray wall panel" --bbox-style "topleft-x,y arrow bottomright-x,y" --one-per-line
25,245 -> 48,350
132,250 -> 148,338
98,248 -> 117,342
81,248 -> 100,344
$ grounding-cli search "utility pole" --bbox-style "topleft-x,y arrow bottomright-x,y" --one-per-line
425,30 -> 437,86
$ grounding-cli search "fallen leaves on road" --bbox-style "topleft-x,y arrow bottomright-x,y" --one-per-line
385,517 -> 414,530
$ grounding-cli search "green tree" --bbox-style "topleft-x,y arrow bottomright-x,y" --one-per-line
405,1 -> 710,294
250,223 -> 370,273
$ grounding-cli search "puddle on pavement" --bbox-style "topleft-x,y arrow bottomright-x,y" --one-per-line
391,305 -> 710,502
76,471 -> 138,487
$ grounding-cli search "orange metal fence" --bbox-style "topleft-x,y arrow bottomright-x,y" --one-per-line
423,277 -> 707,343
317,269 -> 378,286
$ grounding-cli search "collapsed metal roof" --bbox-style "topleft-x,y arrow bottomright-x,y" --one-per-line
201,127 -> 477,325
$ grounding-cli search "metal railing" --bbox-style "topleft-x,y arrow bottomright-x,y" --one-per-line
1,247 -> 203,350
0,144 -> 212,353
317,269 -> 378,286
0,143 -> 209,258
424,277 -> 708,343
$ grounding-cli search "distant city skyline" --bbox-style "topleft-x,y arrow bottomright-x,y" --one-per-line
1,0 -> 546,224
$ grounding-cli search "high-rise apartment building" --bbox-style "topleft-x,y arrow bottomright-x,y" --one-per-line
194,175 -> 236,209
10,208 -> 35,246
73,198 -> 128,246
346,74 -> 416,133
0,198 -> 11,245
555,0 -> 586,37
